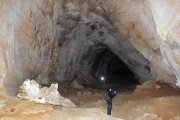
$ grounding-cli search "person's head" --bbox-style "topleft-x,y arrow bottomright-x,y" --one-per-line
107,88 -> 111,92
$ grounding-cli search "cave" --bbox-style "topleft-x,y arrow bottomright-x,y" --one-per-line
1,0 -> 180,119
90,48 -> 139,85
56,22 -> 151,89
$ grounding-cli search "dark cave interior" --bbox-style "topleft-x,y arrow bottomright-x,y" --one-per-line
90,48 -> 140,85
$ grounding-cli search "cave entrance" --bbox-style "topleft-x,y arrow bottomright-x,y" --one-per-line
57,22 -> 151,91
77,43 -> 140,91
91,48 -> 139,85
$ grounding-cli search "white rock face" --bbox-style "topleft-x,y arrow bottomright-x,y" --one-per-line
17,79 -> 76,108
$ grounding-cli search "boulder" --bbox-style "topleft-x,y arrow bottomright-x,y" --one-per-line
71,80 -> 84,90
17,79 -> 76,108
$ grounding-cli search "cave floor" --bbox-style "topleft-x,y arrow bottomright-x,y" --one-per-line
1,80 -> 180,120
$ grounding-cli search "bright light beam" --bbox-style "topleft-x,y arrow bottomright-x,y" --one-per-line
101,77 -> 104,80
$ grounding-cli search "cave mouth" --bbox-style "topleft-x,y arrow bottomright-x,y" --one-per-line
90,48 -> 140,86
57,22 -> 151,90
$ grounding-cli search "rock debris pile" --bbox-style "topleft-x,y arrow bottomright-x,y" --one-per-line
17,79 -> 76,108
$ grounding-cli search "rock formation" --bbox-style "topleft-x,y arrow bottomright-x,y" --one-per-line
0,0 -> 180,95
2,1 -> 180,120
71,80 -> 84,90
56,22 -> 151,85
17,79 -> 76,108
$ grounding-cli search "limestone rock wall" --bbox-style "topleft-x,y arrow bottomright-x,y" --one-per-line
57,22 -> 151,84
86,0 -> 178,85
0,0 -> 55,95
0,0 -> 93,95
146,0 -> 180,86
1,0 -> 180,95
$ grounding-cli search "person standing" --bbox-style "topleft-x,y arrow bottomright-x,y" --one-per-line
105,88 -> 116,115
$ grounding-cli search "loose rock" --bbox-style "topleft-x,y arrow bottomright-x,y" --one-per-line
77,91 -> 82,97
71,80 -> 84,90
17,79 -> 76,108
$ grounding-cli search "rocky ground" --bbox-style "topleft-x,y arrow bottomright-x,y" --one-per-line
59,80 -> 180,120
0,90 -> 122,120
1,80 -> 180,120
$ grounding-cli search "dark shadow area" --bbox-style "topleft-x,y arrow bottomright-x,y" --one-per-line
91,49 -> 140,85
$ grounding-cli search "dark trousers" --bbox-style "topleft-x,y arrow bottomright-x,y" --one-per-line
107,104 -> 112,115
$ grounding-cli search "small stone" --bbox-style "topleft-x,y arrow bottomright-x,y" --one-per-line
87,91 -> 92,96
155,84 -> 161,89
83,91 -> 88,97
77,91 -> 81,97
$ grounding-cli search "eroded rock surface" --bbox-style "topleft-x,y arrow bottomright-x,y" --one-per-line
17,79 -> 76,108
56,22 -> 151,84
1,0 -> 180,94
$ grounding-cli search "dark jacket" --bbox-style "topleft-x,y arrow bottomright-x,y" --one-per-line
105,91 -> 116,105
